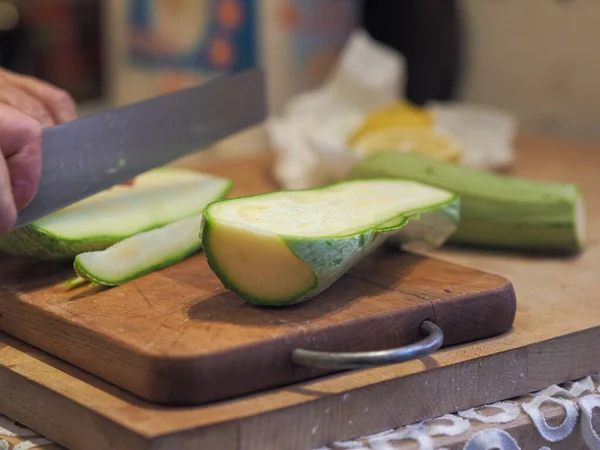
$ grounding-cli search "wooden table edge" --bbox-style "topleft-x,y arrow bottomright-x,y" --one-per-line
0,324 -> 599,449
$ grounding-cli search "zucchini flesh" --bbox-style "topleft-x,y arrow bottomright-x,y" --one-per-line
349,152 -> 585,253
0,168 -> 232,259
73,214 -> 203,286
202,180 -> 459,306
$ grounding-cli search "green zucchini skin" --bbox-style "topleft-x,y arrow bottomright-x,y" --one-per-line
349,152 -> 585,253
0,225 -> 115,259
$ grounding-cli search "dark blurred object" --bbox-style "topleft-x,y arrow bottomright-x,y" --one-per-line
362,0 -> 462,106
0,2 -> 22,68
0,0 -> 104,103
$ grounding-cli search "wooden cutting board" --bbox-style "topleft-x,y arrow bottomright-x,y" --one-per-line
0,156 -> 515,406
0,136 -> 599,450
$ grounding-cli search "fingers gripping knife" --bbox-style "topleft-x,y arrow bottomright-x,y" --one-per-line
12,69 -> 266,229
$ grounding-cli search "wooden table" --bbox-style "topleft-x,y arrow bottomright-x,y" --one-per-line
1,134 -> 600,450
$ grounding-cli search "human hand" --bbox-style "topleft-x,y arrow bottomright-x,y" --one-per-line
0,104 -> 41,233
0,68 -> 78,126
0,70 -> 78,233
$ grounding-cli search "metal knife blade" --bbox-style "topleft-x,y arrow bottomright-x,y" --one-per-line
12,68 -> 266,229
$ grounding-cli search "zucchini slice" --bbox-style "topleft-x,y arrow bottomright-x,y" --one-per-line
0,168 -> 232,259
73,214 -> 204,286
202,180 -> 459,306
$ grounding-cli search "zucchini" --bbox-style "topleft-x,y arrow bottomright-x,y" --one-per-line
73,214 -> 204,286
0,168 -> 232,259
349,152 -> 585,253
202,180 -> 459,306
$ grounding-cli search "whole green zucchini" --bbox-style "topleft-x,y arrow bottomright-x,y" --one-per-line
349,152 -> 585,253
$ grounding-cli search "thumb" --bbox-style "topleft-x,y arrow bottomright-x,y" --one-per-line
0,152 -> 17,234
0,104 -> 42,211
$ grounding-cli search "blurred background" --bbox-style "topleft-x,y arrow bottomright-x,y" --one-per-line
0,0 -> 596,146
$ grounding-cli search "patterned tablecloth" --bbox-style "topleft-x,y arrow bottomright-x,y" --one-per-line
2,373 -> 600,450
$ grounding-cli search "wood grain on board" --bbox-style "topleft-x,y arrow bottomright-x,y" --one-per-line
0,155 -> 515,406
0,135 -> 598,450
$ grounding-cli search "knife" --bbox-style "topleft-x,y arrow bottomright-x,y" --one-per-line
12,68 -> 266,230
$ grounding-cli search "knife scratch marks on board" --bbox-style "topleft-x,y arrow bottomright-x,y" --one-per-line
205,325 -> 224,344
135,285 -> 153,307
167,326 -> 189,352
144,314 -> 175,350
50,302 -> 78,320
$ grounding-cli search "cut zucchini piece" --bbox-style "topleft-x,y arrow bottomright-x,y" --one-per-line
0,168 -> 232,259
202,180 -> 459,306
73,214 -> 204,286
350,152 -> 585,253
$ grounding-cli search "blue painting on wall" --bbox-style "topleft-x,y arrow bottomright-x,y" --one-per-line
125,0 -> 258,74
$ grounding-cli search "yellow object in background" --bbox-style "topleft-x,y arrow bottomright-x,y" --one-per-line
348,101 -> 434,146
350,127 -> 463,163
347,101 -> 462,163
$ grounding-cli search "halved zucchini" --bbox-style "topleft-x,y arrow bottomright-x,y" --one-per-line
202,180 -> 459,306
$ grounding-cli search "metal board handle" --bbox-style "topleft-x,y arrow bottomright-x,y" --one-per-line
291,320 -> 443,370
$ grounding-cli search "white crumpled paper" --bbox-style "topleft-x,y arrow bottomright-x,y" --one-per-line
267,29 -> 404,189
268,29 -> 518,190
430,101 -> 518,170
